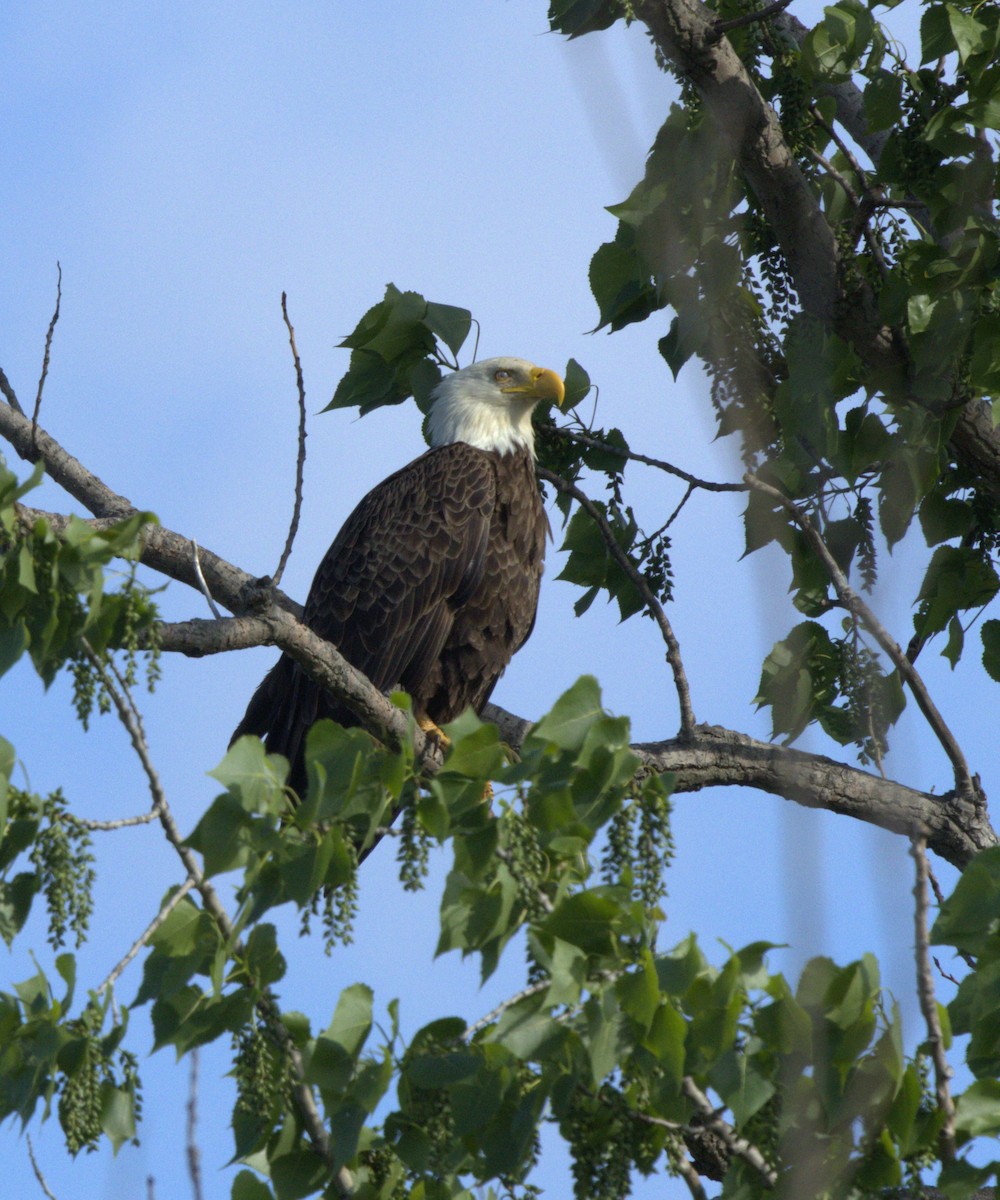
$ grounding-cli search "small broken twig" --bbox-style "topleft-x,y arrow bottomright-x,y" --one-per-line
191,539 -> 223,619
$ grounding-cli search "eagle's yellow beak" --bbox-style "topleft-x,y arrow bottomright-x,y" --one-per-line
503,366 -> 566,408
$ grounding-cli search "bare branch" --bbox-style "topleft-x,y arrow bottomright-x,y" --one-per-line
66,809 -> 159,831
273,292 -> 308,589
682,1076 -> 778,1188
554,426 -> 746,493
98,878 -> 197,994
32,263 -> 62,449
744,473 -> 979,804
26,1134 -> 58,1200
187,1049 -> 204,1200
539,466 -> 697,738
911,834 -> 958,1164
0,366 -> 24,415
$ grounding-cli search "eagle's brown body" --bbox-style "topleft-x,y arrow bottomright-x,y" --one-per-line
232,441 -> 548,789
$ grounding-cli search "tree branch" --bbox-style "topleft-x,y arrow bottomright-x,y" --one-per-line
7,390 -> 995,871
745,473 -> 979,804
633,0 -> 845,328
553,426 -> 746,493
682,1076 -> 777,1188
538,466 -> 697,738
911,834 -> 957,1164
98,878 -> 197,994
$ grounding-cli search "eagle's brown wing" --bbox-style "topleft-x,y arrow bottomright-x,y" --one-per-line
231,443 -> 495,788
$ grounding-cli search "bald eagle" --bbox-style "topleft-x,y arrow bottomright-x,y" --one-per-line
232,357 -> 565,791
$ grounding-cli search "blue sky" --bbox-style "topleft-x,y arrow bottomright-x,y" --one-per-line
1,3 -> 977,1198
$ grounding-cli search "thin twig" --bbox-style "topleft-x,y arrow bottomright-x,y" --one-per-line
682,1077 -> 778,1188
808,144 -> 890,278
187,1049 -> 204,1200
539,467 -> 697,738
273,292 -> 308,589
66,809 -> 160,831
191,540 -> 223,619
910,834 -> 957,1163
933,955 -> 961,987
555,427 -> 745,493
714,0 -> 793,34
26,1134 -> 58,1200
665,481 -> 696,531
98,878 -> 197,994
32,263 -> 62,450
744,474 -> 978,802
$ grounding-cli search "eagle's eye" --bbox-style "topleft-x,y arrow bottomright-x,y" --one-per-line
494,369 -> 512,383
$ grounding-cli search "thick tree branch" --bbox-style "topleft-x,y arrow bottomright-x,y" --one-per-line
633,0 -> 843,327
6,396 -> 994,869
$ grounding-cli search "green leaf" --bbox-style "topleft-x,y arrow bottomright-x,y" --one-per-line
548,0 -> 623,38
209,738 -> 288,813
528,676 -> 604,752
588,225 -> 662,332
231,1171 -> 274,1200
936,1158 -> 998,1200
584,988 -> 630,1085
914,546 -> 999,640
325,983 -> 373,1061
710,1049 -> 776,1127
100,1083 -> 136,1153
423,301 -> 471,357
186,792 -> 261,878
954,1078 -> 1000,1135
946,4 -> 988,64
864,71 -> 902,131
270,1148 -> 328,1200
921,4 -> 955,63
932,846 -> 1000,956
540,889 -> 621,957
563,358 -> 592,408
983,619 -> 1000,682
408,1051 -> 480,1088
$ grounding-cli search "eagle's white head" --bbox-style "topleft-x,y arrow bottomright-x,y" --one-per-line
427,357 -> 565,457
